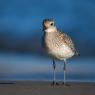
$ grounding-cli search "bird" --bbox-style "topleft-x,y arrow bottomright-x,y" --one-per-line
42,19 -> 78,86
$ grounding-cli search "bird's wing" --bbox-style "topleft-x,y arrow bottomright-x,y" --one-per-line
59,32 -> 78,55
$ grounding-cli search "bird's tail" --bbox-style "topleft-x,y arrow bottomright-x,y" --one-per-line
75,50 -> 80,56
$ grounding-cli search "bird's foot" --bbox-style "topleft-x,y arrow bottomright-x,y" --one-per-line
61,82 -> 70,86
51,81 -> 59,86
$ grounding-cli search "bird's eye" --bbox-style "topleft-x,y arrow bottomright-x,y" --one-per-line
51,23 -> 54,26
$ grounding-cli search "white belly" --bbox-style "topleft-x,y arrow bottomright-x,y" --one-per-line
48,44 -> 74,60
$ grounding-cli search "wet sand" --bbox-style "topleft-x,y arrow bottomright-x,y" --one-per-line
0,81 -> 95,95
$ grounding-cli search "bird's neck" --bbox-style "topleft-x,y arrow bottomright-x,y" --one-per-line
45,27 -> 57,33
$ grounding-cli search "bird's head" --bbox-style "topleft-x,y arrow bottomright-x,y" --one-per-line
42,19 -> 56,32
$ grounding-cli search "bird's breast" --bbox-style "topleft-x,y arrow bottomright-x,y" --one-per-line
44,35 -> 74,60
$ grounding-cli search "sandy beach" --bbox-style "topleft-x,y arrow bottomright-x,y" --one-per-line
0,81 -> 95,95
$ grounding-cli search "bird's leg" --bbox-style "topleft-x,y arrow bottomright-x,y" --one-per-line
62,60 -> 70,86
63,59 -> 66,85
51,59 -> 59,86
51,59 -> 56,85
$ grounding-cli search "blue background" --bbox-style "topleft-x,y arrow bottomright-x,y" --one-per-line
0,0 -> 95,82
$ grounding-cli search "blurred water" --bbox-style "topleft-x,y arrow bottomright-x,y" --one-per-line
0,52 -> 95,82
0,0 -> 95,56
0,0 -> 95,82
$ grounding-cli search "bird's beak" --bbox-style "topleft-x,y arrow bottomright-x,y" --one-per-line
42,27 -> 46,31
42,27 -> 44,31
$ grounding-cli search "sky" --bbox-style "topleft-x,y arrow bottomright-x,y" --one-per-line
0,0 -> 95,81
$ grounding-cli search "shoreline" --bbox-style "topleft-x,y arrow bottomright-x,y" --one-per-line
0,81 -> 95,95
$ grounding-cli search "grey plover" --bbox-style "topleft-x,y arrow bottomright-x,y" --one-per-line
42,19 -> 78,85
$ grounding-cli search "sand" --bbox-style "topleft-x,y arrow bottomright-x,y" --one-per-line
0,81 -> 95,95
